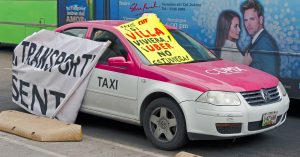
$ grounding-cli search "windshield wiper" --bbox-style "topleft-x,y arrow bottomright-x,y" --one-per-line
183,60 -> 208,64
149,58 -> 219,66
185,58 -> 219,63
149,62 -> 177,66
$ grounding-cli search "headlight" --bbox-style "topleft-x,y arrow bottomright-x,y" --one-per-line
196,91 -> 241,106
278,82 -> 287,96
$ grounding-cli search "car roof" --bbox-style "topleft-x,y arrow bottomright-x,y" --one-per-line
86,20 -> 128,26
73,20 -> 177,30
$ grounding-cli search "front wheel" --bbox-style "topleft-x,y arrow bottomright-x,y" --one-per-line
143,97 -> 188,150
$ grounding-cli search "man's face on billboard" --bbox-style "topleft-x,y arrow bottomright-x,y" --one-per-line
244,8 -> 263,37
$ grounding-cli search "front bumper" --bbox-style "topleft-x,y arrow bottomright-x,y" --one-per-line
179,93 -> 290,140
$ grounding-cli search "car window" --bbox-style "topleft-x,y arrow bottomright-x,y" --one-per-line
91,29 -> 128,64
92,29 -> 104,41
131,29 -> 218,65
61,28 -> 87,38
170,30 -> 217,61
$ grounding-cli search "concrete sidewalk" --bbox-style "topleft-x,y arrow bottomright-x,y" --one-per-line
0,131 -> 169,157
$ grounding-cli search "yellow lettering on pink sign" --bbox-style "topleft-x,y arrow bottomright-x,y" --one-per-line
116,14 -> 193,65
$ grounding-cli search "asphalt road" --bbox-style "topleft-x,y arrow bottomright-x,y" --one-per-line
1,45 -> 300,157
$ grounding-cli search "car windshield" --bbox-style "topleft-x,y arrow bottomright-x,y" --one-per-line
131,29 -> 218,65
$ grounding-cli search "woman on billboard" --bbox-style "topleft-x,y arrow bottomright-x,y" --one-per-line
215,10 -> 252,65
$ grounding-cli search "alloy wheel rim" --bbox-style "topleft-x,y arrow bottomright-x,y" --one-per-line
149,107 -> 177,142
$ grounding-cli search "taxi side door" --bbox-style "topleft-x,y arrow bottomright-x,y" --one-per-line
81,28 -> 139,122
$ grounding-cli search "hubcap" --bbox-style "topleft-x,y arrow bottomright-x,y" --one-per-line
149,107 -> 177,142
159,118 -> 168,129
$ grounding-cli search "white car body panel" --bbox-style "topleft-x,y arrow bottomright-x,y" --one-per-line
81,69 -> 139,122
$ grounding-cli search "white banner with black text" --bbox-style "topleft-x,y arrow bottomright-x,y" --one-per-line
12,29 -> 110,123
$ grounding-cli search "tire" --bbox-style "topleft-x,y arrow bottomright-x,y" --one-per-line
143,97 -> 188,150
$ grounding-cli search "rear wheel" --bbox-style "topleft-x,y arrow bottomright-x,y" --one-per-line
143,97 -> 188,150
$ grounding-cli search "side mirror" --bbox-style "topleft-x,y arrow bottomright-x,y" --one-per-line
107,56 -> 130,68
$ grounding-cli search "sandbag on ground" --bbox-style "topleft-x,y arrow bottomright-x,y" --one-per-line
0,110 -> 82,141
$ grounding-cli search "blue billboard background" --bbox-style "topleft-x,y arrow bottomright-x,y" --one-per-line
117,0 -> 300,80
59,0 -> 90,26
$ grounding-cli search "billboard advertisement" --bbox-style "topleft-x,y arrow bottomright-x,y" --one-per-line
58,0 -> 90,26
115,0 -> 300,98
